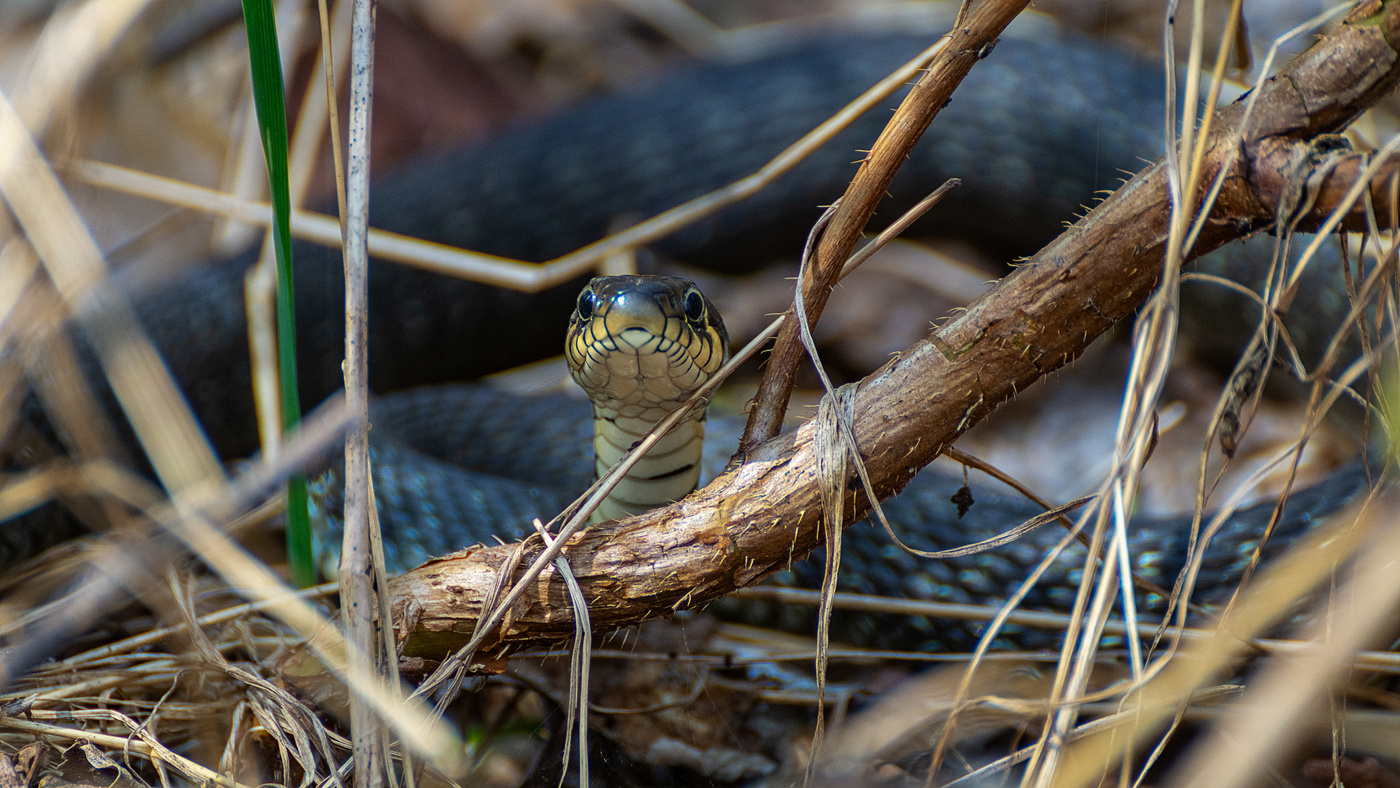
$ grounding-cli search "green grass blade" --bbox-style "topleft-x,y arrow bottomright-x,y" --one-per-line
239,0 -> 315,587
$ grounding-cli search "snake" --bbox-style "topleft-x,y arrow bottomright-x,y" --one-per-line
6,15 -> 1382,652
564,276 -> 729,523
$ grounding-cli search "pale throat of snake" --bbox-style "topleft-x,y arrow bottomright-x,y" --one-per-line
565,275 -> 730,523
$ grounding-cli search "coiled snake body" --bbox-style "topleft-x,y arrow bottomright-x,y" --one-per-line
10,20 -> 1379,652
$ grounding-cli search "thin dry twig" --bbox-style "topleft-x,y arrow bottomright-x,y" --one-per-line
338,0 -> 389,785
533,519 -> 592,788
741,0 -> 1031,449
63,25 -> 958,294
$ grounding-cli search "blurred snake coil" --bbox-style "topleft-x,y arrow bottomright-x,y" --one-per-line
7,18 -> 1384,652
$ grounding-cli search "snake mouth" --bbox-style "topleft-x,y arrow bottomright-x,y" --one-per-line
611,316 -> 668,352
616,330 -> 650,351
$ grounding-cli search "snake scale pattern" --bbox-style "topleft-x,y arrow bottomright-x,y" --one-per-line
9,16 -> 1379,652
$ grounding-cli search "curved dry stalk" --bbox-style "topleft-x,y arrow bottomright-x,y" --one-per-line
533,519 -> 593,787
1023,1 -> 1250,778
742,0 -> 1031,448
0,715 -> 253,788
64,25 -> 956,294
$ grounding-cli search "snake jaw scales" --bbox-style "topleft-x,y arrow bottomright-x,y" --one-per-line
566,275 -> 730,522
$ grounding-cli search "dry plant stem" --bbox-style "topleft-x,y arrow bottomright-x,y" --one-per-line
741,0 -> 1030,449
1026,2 -> 1251,778
1158,487 -> 1400,785
34,582 -> 340,672
0,397 -> 349,684
1042,489 -> 1384,788
66,29 -> 952,293
340,0 -> 386,786
725,586 -> 1400,673
0,716 -> 251,788
246,251 -> 282,451
942,448 -> 1176,610
0,94 -> 221,498
317,0 -> 351,227
0,61 -> 226,682
533,520 -> 592,786
941,688 -> 1248,787
272,0 -> 1400,682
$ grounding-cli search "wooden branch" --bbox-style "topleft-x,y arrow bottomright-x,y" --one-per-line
741,0 -> 1031,448
278,0 -> 1400,692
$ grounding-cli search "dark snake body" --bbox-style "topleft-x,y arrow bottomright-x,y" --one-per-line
10,23 -> 1376,651
314,387 -> 1369,653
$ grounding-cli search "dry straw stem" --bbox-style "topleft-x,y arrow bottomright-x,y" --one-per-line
1035,487 -> 1390,788
276,1 -> 1400,691
65,21 -> 951,293
1,715 -> 252,788
338,0 -> 392,785
1157,493 -> 1400,787
741,0 -> 1029,448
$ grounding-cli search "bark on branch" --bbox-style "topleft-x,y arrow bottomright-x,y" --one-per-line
279,0 -> 1400,690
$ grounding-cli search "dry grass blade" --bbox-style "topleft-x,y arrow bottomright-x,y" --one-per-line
0,394 -> 461,770
0,88 -> 221,497
724,586 -> 1400,677
923,490 -> 1105,777
1024,3 -> 1381,782
937,686 -> 1247,787
0,716 -> 253,788
336,0 -> 391,784
33,582 -> 338,673
789,178 -> 957,776
533,519 -> 592,788
1159,493 -> 1400,784
0,96 -> 359,680
168,571 -> 345,788
63,23 -> 957,294
1038,485 -> 1383,788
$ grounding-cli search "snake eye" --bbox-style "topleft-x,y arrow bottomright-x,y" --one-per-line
576,288 -> 596,321
682,288 -> 705,322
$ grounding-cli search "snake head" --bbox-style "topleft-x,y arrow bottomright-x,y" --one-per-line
566,275 -> 729,413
